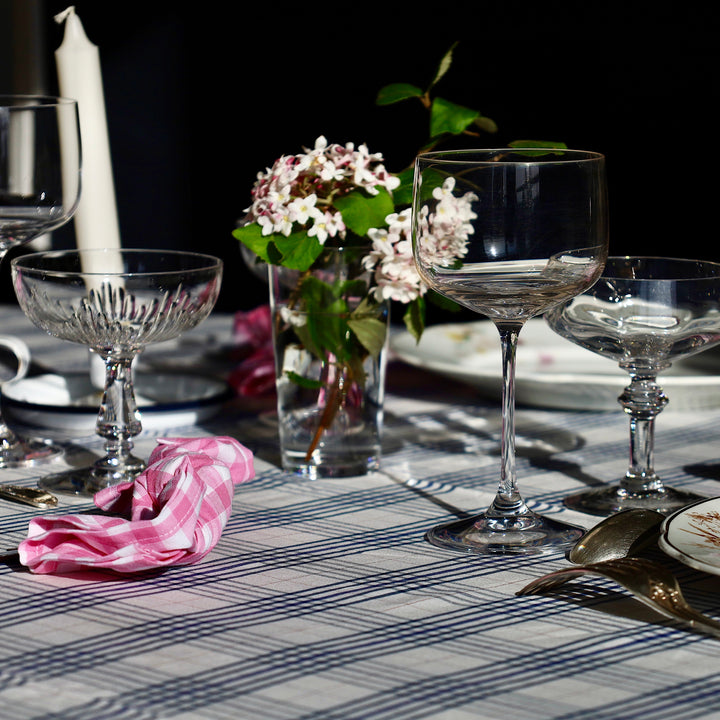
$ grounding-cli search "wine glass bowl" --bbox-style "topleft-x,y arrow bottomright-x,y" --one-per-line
412,148 -> 608,554
12,248 -> 223,496
545,256 -> 720,515
0,95 -> 81,466
0,95 -> 81,248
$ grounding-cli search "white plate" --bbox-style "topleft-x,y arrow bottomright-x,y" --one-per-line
3,372 -> 232,436
390,318 -> 720,411
659,497 -> 720,576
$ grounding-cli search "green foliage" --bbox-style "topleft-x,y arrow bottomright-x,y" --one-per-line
334,188 -> 394,236
291,275 -> 388,366
375,43 -> 498,146
375,83 -> 423,106
285,371 -> 324,390
508,140 -> 569,153
348,297 -> 388,358
403,295 -> 425,342
430,97 -> 480,137
232,224 -> 324,272
391,168 -> 415,207
235,40 -> 569,373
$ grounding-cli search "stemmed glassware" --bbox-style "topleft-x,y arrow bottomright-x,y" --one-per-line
412,148 -> 608,555
545,256 -> 720,516
11,248 -> 223,496
0,95 -> 81,467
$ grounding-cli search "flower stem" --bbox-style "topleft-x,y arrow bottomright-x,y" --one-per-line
304,360 -> 347,462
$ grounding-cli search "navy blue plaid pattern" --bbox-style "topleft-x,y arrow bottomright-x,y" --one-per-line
2,307 -> 720,719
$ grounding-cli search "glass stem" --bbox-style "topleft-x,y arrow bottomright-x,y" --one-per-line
488,322 -> 529,517
92,353 -> 146,486
0,249 -> 18,456
618,372 -> 668,496
0,417 -> 19,454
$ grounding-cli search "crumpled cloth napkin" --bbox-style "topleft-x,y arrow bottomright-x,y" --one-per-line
18,436 -> 255,574
228,304 -> 276,397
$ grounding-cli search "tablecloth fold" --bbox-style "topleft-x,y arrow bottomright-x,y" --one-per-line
18,436 -> 254,574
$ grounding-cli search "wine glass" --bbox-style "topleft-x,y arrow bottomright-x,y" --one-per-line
412,148 -> 608,555
545,256 -> 720,516
0,95 -> 81,466
11,248 -> 223,496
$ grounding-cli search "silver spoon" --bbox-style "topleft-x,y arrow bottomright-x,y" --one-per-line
568,508 -> 665,564
517,556 -> 720,639
519,509 -> 720,638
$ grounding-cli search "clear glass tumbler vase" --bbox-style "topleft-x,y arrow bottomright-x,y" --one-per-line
269,247 -> 389,479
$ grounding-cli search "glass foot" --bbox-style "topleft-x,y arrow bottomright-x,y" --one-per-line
426,511 -> 584,555
0,437 -> 64,468
38,463 -> 145,498
564,485 -> 706,516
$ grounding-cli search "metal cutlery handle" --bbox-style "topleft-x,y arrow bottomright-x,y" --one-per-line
518,558 -> 720,640
0,485 -> 58,509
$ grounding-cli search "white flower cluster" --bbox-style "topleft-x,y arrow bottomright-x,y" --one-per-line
246,136 -> 400,245
364,178 -> 478,304
364,209 -> 418,303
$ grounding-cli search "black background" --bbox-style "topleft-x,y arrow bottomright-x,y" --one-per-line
2,2 -> 719,319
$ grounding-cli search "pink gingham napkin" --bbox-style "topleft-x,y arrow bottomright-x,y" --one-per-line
228,304 -> 275,397
18,436 -> 254,574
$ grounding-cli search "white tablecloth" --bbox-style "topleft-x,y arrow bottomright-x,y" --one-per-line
1,306 -> 720,719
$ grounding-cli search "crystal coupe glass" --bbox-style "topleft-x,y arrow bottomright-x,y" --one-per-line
545,256 -> 720,516
0,95 -> 81,466
12,248 -> 223,496
413,148 -> 608,555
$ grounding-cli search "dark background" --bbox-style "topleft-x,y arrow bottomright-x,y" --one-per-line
2,2 -> 719,319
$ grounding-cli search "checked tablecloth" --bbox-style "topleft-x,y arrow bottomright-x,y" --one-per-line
1,306 -> 720,719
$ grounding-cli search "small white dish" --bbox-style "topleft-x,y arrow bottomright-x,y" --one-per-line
659,497 -> 720,576
390,318 -> 720,411
3,372 -> 232,436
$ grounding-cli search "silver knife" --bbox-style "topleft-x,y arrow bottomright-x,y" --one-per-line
0,485 -> 58,509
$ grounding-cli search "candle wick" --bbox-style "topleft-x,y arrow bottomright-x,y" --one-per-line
54,6 -> 76,24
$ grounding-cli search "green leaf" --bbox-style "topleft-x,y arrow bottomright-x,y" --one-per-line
430,97 -> 479,137
285,370 -> 324,390
415,168 -> 447,204
293,305 -> 350,363
273,231 -> 324,271
426,288 -> 461,311
348,299 -> 388,358
338,278 -> 370,299
266,241 -> 283,265
376,83 -> 424,106
298,275 -> 337,308
508,140 -> 569,155
232,224 -> 324,271
428,42 -> 459,91
473,115 -> 499,134
345,353 -> 367,390
334,188 -> 395,236
232,223 -> 273,263
348,315 -> 387,358
290,321 -> 323,360
294,283 -> 353,363
392,168 -> 415,207
403,296 -> 426,342
311,313 -> 351,360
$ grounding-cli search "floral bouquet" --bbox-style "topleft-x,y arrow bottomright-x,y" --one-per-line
232,43 -> 561,473
234,136 -> 425,335
232,136 -> 478,472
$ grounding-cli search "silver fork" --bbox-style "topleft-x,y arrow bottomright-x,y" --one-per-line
517,557 -> 720,639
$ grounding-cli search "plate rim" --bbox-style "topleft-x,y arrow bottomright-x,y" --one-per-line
3,371 -> 233,416
390,318 -> 720,388
659,496 -> 720,576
